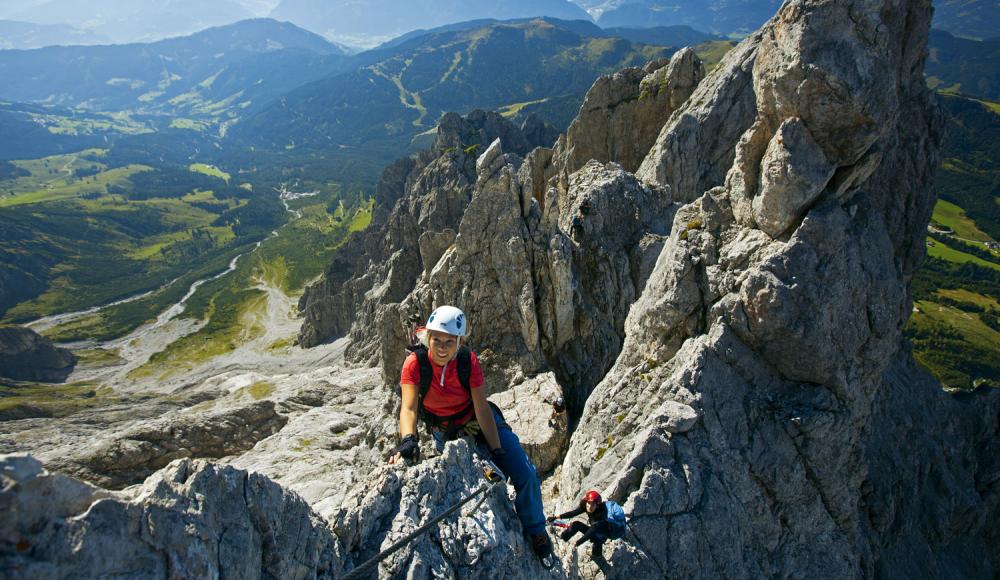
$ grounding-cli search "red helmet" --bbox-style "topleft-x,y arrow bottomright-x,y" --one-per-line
584,490 -> 602,503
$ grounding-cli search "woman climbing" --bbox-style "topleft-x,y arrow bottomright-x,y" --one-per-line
388,305 -> 554,561
548,490 -> 627,560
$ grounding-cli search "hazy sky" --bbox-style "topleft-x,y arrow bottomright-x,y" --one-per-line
0,0 -> 283,44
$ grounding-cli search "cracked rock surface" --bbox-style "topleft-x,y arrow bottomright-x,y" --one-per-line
1,455 -> 344,579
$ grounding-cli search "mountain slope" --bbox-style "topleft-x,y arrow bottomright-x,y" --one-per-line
926,29 -> 1000,101
231,18 -> 673,151
269,0 -> 592,46
602,25 -> 722,47
585,0 -> 1000,40
0,19 -> 349,118
595,0 -> 783,34
933,0 -> 1000,40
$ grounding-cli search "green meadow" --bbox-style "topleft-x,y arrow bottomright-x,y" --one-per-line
126,191 -> 373,378
0,155 -> 275,326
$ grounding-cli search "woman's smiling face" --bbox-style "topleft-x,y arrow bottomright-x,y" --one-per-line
428,330 -> 459,366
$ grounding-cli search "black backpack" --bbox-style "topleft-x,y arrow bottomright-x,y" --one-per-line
409,344 -> 473,433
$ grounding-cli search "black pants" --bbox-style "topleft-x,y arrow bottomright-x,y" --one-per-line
561,522 -> 604,550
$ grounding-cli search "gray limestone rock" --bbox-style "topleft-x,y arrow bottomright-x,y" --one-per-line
52,400 -> 288,489
335,440 -> 558,579
0,325 -> 76,383
552,48 -> 704,179
558,0 -> 999,578
637,32 -> 761,203
298,111 -> 552,355
490,372 -> 568,474
0,455 -> 344,579
750,117 -> 835,237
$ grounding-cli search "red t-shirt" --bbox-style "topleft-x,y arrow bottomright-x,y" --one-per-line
400,350 -> 485,422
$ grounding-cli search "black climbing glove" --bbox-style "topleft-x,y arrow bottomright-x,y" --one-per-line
546,515 -> 556,523
396,434 -> 419,462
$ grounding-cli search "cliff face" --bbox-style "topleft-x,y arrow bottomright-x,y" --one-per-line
3,0 -> 999,578
558,0 -> 1000,576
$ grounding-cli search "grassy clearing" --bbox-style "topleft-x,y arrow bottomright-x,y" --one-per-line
0,164 -> 152,207
74,347 -> 125,368
498,98 -> 549,118
915,300 -> 1000,347
189,163 -> 231,182
909,295 -> 1000,390
0,381 -> 118,419
936,288 -> 1000,309
693,40 -> 738,72
170,118 -> 211,131
932,198 -> 994,242
244,381 -> 275,401
129,285 -> 267,380
27,110 -> 151,137
926,237 -> 1000,272
970,97 -> 1000,115
349,199 -> 374,233
267,336 -> 295,352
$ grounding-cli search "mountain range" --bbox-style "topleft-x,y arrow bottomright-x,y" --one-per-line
0,19 -> 349,117
229,18 -> 673,151
594,0 -> 783,34
2,0 -> 996,50
933,0 -> 1000,41
268,0 -> 592,46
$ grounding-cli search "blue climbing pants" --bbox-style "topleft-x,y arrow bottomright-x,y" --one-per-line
432,407 -> 546,535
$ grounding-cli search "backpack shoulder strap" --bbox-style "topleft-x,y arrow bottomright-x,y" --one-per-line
414,346 -> 433,401
456,346 -> 472,392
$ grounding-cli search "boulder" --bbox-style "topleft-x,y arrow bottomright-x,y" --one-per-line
0,326 -> 76,383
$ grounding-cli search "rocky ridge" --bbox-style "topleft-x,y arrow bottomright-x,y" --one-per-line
2,0 -> 999,577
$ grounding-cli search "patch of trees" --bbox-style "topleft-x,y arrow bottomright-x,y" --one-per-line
73,166 -> 102,178
160,229 -> 220,264
927,231 -> 1000,263
0,160 -> 28,180
117,169 -> 228,201
910,258 -> 1000,301
212,195 -> 285,238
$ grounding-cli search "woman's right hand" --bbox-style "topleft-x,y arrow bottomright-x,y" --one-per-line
389,434 -> 419,464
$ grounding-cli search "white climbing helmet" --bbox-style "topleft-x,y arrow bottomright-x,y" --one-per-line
425,305 -> 467,338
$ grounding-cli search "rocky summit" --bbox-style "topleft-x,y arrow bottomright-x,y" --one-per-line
2,0 -> 999,578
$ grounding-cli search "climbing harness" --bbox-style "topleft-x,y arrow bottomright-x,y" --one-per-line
342,463 -> 506,580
